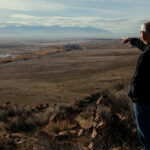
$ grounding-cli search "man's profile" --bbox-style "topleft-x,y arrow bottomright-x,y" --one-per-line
122,21 -> 150,150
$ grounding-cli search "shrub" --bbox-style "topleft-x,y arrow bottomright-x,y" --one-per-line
44,120 -> 75,134
75,92 -> 101,108
96,105 -> 112,122
74,100 -> 87,108
31,111 -> 51,127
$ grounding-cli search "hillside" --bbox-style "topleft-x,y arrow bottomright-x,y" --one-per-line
0,89 -> 142,150
0,39 -> 143,149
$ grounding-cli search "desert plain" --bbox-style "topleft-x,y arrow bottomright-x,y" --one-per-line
0,39 -> 141,105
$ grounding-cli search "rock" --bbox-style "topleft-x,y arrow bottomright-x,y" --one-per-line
91,129 -> 97,139
32,105 -> 37,111
86,123 -> 93,130
78,129 -> 84,136
25,105 -> 31,110
9,133 -> 25,139
69,130 -> 77,136
55,131 -> 69,140
59,131 -> 68,136
97,121 -> 105,128
43,103 -> 49,109
88,142 -> 94,150
95,115 -> 100,122
92,122 -> 97,128
14,138 -> 20,143
96,96 -> 103,105
16,139 -> 25,145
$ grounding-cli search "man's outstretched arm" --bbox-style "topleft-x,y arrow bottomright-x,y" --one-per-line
122,37 -> 146,51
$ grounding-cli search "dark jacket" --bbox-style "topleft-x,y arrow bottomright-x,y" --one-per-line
128,38 -> 150,104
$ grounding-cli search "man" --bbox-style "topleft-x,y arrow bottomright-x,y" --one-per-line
122,21 -> 150,150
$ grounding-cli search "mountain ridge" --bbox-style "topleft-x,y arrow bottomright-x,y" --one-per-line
0,25 -> 113,39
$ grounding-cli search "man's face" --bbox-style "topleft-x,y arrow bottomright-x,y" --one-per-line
140,24 -> 146,43
140,24 -> 150,44
141,31 -> 150,44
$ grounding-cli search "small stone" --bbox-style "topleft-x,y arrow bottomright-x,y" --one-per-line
14,138 -> 20,142
59,131 -> 68,136
91,129 -> 97,139
98,121 -> 105,128
88,142 -> 94,150
43,104 -> 49,108
11,133 -> 24,139
56,131 -> 69,140
16,139 -> 25,144
78,129 -> 84,136
93,122 -> 97,128
96,96 -> 103,105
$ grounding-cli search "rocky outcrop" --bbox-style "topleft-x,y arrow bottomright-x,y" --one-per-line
0,90 -> 143,150
65,44 -> 86,51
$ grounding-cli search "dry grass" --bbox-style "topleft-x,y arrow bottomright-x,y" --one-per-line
0,104 -> 54,133
0,87 -> 142,150
0,122 -> 7,136
75,108 -> 93,129
96,105 -> 112,122
44,120 -> 75,134
0,39 -> 141,105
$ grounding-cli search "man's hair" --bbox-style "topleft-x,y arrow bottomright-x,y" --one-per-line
141,21 -> 150,33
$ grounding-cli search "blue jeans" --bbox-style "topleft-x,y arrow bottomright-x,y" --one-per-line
134,104 -> 150,150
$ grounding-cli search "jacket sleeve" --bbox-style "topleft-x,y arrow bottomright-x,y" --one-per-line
130,38 -> 146,51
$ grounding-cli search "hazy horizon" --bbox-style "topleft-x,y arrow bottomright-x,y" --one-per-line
0,0 -> 150,39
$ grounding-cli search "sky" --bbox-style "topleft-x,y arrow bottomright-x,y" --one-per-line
0,0 -> 150,38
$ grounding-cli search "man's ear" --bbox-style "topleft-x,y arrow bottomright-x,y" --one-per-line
141,31 -> 145,36
141,31 -> 146,40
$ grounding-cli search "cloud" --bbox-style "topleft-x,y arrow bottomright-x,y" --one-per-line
12,14 -> 37,19
0,0 -> 66,11
0,0 -> 150,36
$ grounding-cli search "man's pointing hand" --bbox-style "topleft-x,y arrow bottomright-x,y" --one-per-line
121,37 -> 131,44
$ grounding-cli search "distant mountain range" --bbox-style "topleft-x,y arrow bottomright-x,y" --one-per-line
0,25 -> 113,39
